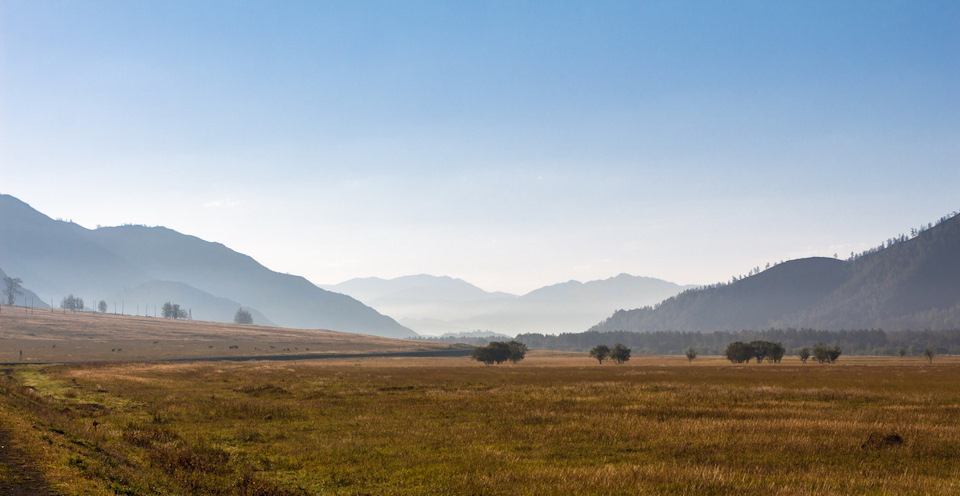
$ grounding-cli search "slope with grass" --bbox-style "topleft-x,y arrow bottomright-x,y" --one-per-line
0,308 -> 464,363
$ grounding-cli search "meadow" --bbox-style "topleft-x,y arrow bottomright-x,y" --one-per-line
0,308 -> 462,363
1,353 -> 959,495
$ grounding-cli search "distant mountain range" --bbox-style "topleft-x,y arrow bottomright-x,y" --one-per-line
322,273 -> 694,335
0,194 -> 414,338
591,210 -> 960,333
9,192 -> 950,338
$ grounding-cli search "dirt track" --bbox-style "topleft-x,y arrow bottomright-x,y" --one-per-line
0,428 -> 53,496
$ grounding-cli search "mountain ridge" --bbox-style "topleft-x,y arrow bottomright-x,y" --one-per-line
591,211 -> 960,333
0,194 -> 414,338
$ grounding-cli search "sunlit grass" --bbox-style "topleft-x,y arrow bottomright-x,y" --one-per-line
2,356 -> 959,494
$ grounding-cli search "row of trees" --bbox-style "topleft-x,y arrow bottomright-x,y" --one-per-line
724,341 -> 843,364
470,341 -> 528,365
589,344 -> 631,364
515,328 -> 960,356
60,295 -> 109,313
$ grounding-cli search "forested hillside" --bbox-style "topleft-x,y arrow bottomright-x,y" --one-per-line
591,210 -> 960,333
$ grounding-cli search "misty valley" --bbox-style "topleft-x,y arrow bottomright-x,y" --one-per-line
2,195 -> 959,495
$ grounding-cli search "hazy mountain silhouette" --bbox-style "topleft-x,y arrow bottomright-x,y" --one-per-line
0,194 -> 414,338
591,211 -> 960,333
325,273 -> 692,335
321,275 -> 518,334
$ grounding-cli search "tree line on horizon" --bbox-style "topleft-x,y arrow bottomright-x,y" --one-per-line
514,328 -> 960,356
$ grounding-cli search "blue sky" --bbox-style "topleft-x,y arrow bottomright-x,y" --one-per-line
2,1 -> 958,294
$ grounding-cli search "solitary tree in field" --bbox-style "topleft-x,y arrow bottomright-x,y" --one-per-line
98,300 -> 108,313
3,276 -> 23,305
898,347 -> 907,358
923,348 -> 935,363
685,347 -> 698,363
234,307 -> 253,325
797,347 -> 810,364
610,344 -> 631,364
589,345 -> 611,365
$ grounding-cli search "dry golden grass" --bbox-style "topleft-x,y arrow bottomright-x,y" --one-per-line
2,354 -> 959,495
0,307 -> 460,362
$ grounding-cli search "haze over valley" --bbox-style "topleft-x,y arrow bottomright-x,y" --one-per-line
3,194 -> 957,339
2,4 -> 960,494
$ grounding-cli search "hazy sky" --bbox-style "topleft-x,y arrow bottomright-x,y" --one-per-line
2,1 -> 958,295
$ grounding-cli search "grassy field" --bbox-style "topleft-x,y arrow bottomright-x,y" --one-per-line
1,353 -> 959,495
0,308 -> 461,362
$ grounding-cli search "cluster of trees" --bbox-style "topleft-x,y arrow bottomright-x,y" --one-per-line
161,302 -> 189,320
796,344 -> 842,363
724,341 -> 786,364
470,341 -> 528,365
588,344 -> 631,364
60,294 -> 85,311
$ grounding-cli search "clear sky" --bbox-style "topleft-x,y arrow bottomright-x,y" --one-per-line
2,1 -> 958,295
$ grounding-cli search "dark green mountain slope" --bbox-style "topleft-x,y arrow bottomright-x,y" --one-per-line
592,211 -> 960,332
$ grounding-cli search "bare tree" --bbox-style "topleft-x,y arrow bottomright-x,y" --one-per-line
3,276 -> 23,305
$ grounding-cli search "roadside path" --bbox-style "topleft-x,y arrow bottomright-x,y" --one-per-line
0,427 -> 54,496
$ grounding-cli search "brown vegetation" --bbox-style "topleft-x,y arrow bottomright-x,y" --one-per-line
0,307 -> 462,363
1,354 -> 959,494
